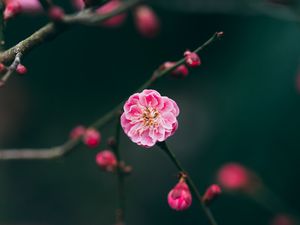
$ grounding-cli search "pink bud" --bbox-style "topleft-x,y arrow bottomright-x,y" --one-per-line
202,184 -> 222,205
160,61 -> 189,78
271,215 -> 296,225
184,50 -> 201,67
168,180 -> 192,211
96,150 -> 117,172
72,0 -> 84,10
4,1 -> 22,20
0,63 -> 7,74
96,0 -> 126,27
4,0 -> 43,19
16,64 -> 27,75
69,125 -> 86,140
83,128 -> 101,148
134,5 -> 160,38
48,6 -> 65,21
217,163 -> 250,190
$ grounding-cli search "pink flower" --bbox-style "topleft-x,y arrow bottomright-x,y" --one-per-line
83,128 -> 101,148
168,180 -> 192,211
4,0 -> 42,20
217,163 -> 250,190
69,125 -> 86,140
202,184 -> 222,205
184,50 -> 201,67
96,150 -> 117,172
121,89 -> 179,148
134,5 -> 160,38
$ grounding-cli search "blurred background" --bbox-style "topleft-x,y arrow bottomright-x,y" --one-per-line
0,0 -> 300,224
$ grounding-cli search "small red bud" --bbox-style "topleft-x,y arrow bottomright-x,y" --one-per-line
271,214 -> 296,225
184,50 -> 201,68
97,0 -> 127,27
168,179 -> 192,211
48,6 -> 65,21
134,5 -> 160,38
0,63 -> 7,74
96,150 -> 117,172
4,1 -> 22,20
16,64 -> 27,75
217,163 -> 250,190
160,61 -> 189,78
69,125 -> 86,140
83,128 -> 101,148
202,184 -> 222,205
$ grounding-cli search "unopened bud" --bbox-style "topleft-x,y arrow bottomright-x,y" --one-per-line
202,184 -> 222,205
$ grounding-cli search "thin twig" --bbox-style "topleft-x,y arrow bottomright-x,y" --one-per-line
0,52 -> 22,86
156,141 -> 219,225
112,117 -> 127,224
0,0 -> 142,64
0,32 -> 223,160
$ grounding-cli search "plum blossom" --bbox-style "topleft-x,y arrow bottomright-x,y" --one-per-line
121,89 -> 179,148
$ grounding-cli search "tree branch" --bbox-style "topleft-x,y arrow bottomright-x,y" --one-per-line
0,0 -> 142,64
0,32 -> 223,160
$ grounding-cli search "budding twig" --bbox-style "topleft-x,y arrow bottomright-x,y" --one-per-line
0,0 -> 142,64
0,32 -> 223,160
157,141 -> 219,225
0,52 -> 22,86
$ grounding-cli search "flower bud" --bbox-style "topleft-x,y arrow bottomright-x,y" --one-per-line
134,5 -> 160,38
96,0 -> 126,27
217,163 -> 250,190
4,0 -> 43,20
4,1 -> 22,20
271,214 -> 296,225
96,150 -> 117,172
160,61 -> 189,78
83,128 -> 101,148
69,125 -> 86,140
167,180 -> 192,211
0,63 -> 7,74
16,64 -> 27,75
48,6 -> 65,21
202,184 -> 222,205
184,50 -> 201,67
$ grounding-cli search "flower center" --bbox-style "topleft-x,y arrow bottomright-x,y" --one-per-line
142,107 -> 160,127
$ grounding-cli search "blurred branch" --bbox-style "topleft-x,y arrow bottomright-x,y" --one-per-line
0,32 -> 223,160
0,0 -> 142,64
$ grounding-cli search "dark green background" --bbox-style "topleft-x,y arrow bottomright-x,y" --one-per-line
0,1 -> 300,225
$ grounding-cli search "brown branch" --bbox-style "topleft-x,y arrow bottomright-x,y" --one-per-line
0,32 -> 223,160
0,0 -> 142,64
